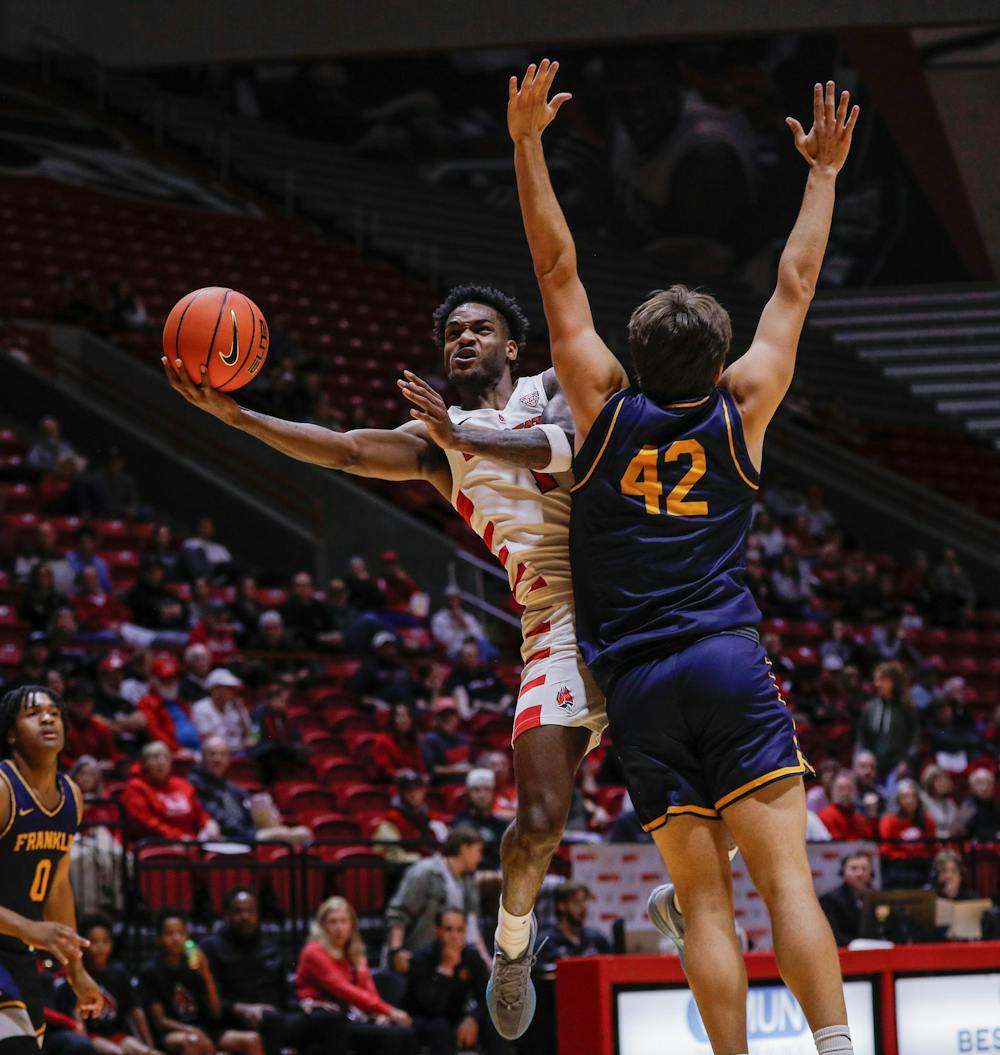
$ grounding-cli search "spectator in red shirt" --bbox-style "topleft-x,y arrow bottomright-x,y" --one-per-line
72,565 -> 131,638
819,770 -> 875,841
379,551 -> 418,615
296,896 -> 415,1053
371,704 -> 425,783
879,778 -> 936,886
63,681 -> 119,768
122,740 -> 220,841
188,599 -> 237,665
138,653 -> 201,756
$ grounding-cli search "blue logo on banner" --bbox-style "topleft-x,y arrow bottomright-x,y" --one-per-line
687,987 -> 808,1041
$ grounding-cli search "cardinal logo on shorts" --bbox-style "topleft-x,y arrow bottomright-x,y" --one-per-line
555,686 -> 575,712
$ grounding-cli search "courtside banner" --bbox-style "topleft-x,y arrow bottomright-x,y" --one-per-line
616,980 -> 876,1055
895,974 -> 1000,1054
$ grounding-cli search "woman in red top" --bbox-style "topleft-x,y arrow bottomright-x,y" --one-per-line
121,740 -> 220,841
295,896 -> 416,1054
370,704 -> 425,784
878,778 -> 936,887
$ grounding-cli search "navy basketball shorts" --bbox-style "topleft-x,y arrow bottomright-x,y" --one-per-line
607,631 -> 813,833
0,950 -> 45,1042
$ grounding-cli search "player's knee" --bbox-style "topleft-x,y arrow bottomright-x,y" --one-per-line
512,793 -> 565,853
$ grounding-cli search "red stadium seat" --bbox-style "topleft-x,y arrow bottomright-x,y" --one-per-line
136,845 -> 195,911
310,812 -> 362,842
324,848 -> 387,916
337,784 -> 391,815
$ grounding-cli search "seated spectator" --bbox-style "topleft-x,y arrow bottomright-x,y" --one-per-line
125,561 -> 189,634
144,524 -> 182,581
19,562 -> 70,632
249,682 -> 308,783
188,600 -> 237,666
452,769 -> 506,871
896,548 -> 929,608
179,644 -> 212,703
818,770 -> 875,841
868,618 -> 921,670
122,741 -> 219,842
371,704 -> 425,784
818,621 -> 861,671
957,768 -> 1000,841
247,610 -> 297,653
138,654 -> 201,756
855,661 -> 920,787
477,750 -> 517,822
750,510 -> 785,559
230,576 -> 261,646
27,415 -> 77,472
345,555 -> 385,612
384,826 -> 488,970
141,908 -> 261,1055
14,522 -> 75,594
442,642 -> 513,719
67,527 -> 112,594
841,562 -> 892,623
928,547 -> 975,626
851,749 -> 885,815
181,516 -> 234,583
110,280 -> 152,331
928,849 -> 981,902
536,881 -> 611,970
379,551 -> 419,614
431,587 -> 491,660
819,851 -> 876,947
280,572 -> 340,649
372,770 -> 446,864
406,909 -> 497,1055
189,738 -> 311,847
63,682 -> 119,769
93,650 -> 147,750
326,577 -> 369,649
93,447 -> 142,521
295,897 -> 415,1053
49,606 -> 84,653
202,888 -> 346,1055
919,764 -> 961,838
878,778 -> 936,887
191,669 -> 254,752
56,913 -> 161,1055
72,566 -> 131,639
352,632 -> 414,713
19,631 -> 53,684
924,690 -> 989,774
768,550 -> 814,619
803,484 -> 836,540
120,649 -> 152,706
420,699 -> 471,786
806,759 -> 840,815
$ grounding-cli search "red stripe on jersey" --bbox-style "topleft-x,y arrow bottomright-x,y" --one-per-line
514,563 -> 528,586
528,576 -> 548,593
524,647 -> 551,666
455,491 -> 474,523
524,621 -> 550,640
497,546 -> 509,567
518,673 -> 547,698
462,452 -> 474,462
483,522 -> 495,550
512,704 -> 543,742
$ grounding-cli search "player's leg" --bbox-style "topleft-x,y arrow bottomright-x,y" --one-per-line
722,778 -> 851,1052
649,816 -> 748,1055
217,1031 -> 264,1055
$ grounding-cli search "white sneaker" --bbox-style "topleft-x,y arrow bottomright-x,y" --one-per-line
647,883 -> 686,968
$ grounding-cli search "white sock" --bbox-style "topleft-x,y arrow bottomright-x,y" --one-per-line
496,904 -> 532,958
814,1024 -> 853,1054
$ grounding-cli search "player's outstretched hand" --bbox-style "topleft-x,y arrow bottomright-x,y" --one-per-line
23,920 -> 88,965
397,371 -> 457,448
508,58 -> 572,141
71,970 -> 105,1019
786,81 -> 860,174
162,356 -> 240,426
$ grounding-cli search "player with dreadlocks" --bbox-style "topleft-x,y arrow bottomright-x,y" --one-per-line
0,685 -> 103,1050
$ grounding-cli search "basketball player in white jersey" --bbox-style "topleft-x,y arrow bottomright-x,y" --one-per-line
163,283 -> 604,1039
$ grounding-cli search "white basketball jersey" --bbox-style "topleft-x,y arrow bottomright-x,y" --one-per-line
443,374 -> 573,628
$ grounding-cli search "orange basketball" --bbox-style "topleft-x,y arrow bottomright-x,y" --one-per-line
162,287 -> 269,392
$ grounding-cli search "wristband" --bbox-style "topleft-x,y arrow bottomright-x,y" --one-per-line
537,424 -> 573,473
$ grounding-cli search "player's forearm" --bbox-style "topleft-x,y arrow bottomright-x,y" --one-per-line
451,423 -> 555,470
776,167 -> 837,298
233,408 -> 361,469
513,135 -> 577,281
0,906 -> 35,945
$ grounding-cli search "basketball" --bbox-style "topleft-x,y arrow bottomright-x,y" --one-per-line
162,286 -> 269,392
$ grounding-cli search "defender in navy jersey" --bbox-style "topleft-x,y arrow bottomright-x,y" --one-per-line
0,686 -> 102,1049
511,62 -> 860,1055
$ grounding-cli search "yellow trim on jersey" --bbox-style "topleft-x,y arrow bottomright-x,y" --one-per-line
0,1000 -> 28,1012
570,397 -> 626,493
721,398 -> 759,491
7,761 -> 65,818
715,764 -> 807,811
641,802 -> 720,831
66,777 -> 84,827
664,395 -> 711,409
0,770 -> 15,841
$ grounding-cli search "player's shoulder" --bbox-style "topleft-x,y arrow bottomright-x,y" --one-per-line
63,774 -> 84,826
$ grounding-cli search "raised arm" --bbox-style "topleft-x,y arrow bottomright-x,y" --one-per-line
508,61 -> 629,446
721,81 -> 859,464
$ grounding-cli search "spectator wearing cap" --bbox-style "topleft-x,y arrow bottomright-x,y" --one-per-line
536,882 -> 610,972
192,669 -> 254,753
818,770 -> 875,841
125,559 -> 189,633
190,737 -> 312,847
122,740 -> 220,841
18,562 -> 69,633
452,769 -> 506,870
957,768 -> 1000,841
420,699 -> 471,786
188,600 -> 237,665
62,681 -> 119,769
280,572 -> 340,650
344,555 -> 385,612
181,515 -> 234,583
855,661 -> 920,790
179,642 -> 213,703
431,588 -> 492,661
351,632 -> 414,713
371,703 -> 426,784
138,653 -> 201,756
93,649 -> 147,749
378,551 -> 419,615
371,771 -> 447,864
67,526 -> 113,594
442,642 -> 513,720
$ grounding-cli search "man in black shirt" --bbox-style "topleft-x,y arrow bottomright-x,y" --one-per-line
352,633 -> 414,712
201,888 -> 345,1055
279,573 -> 339,650
442,642 -> 513,718
536,881 -> 611,971
819,851 -> 875,947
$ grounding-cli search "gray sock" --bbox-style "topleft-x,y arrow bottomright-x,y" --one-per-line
814,1024 -> 853,1054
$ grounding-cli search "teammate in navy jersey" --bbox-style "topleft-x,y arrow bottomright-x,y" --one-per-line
510,61 -> 860,1055
0,685 -> 103,1051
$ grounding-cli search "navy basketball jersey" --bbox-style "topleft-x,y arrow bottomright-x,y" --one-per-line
570,387 -> 761,691
0,760 -> 81,953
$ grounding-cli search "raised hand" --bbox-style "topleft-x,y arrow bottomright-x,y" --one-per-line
162,355 -> 241,426
786,81 -> 860,174
397,371 -> 456,448
508,58 -> 572,142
